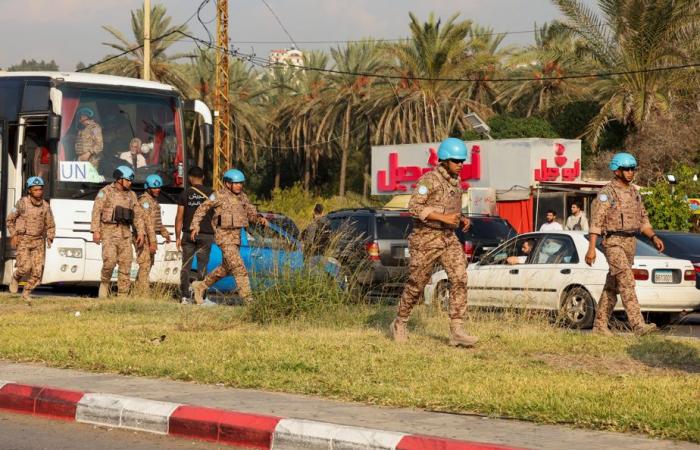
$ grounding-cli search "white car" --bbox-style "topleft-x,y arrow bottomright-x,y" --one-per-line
424,231 -> 700,328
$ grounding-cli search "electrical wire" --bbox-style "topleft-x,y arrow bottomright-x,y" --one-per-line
259,0 -> 299,49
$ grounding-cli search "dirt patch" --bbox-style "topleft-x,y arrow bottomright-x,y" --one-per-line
532,353 -> 677,376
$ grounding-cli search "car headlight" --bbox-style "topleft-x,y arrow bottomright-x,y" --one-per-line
58,247 -> 83,258
164,251 -> 181,261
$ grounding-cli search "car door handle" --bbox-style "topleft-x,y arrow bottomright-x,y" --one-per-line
509,269 -> 519,274
560,268 -> 571,274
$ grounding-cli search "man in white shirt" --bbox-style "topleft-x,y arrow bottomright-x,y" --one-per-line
119,137 -> 147,169
565,202 -> 589,231
539,209 -> 563,231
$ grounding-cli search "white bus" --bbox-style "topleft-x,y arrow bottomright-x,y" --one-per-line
0,72 -> 212,288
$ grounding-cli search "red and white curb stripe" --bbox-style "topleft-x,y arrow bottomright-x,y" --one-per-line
0,381 -> 523,449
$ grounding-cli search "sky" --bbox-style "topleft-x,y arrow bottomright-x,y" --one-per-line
0,0 -> 597,71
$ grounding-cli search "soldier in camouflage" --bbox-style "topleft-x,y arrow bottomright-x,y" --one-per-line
6,177 -> 55,302
91,166 -> 146,297
586,152 -> 664,336
189,169 -> 268,305
135,174 -> 171,292
391,138 -> 478,347
75,106 -> 103,168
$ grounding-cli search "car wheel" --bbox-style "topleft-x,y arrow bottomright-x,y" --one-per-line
435,280 -> 451,311
560,287 -> 595,329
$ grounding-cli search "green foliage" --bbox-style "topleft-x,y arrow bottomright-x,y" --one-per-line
7,59 -> 59,71
642,165 -> 697,231
464,115 -> 559,140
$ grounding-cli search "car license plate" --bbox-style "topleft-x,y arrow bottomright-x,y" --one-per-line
654,270 -> 674,284
404,248 -> 410,258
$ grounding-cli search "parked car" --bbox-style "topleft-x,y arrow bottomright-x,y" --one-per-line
456,215 -> 517,262
638,231 -> 700,289
424,231 -> 699,328
193,221 -> 304,294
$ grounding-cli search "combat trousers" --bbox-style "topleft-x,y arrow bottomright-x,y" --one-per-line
135,243 -> 154,291
13,236 -> 46,292
594,235 -> 645,329
202,231 -> 251,300
179,233 -> 214,298
101,235 -> 134,294
397,228 -> 468,321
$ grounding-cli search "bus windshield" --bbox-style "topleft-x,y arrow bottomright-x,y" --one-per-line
54,84 -> 184,198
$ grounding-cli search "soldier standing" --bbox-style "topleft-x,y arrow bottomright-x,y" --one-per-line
135,174 -> 171,292
74,106 -> 103,168
586,152 -> 663,335
391,138 -> 478,347
91,166 -> 146,297
6,177 -> 55,302
189,169 -> 268,305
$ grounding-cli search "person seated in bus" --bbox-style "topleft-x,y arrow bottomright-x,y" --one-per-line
74,106 -> 103,168
118,137 -> 147,169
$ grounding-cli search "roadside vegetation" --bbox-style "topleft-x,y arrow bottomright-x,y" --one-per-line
0,290 -> 698,442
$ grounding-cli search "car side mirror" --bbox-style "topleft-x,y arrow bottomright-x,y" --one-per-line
46,113 -> 61,142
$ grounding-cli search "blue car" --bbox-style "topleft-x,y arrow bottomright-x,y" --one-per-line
192,222 -> 304,293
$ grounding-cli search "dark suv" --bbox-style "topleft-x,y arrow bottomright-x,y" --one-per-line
324,209 -> 413,297
323,209 -> 516,297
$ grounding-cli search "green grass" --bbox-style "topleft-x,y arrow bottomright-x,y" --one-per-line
0,293 -> 698,442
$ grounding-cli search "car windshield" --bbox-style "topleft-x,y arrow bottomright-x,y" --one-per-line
55,84 -> 184,198
376,215 -> 413,239
458,217 -> 516,240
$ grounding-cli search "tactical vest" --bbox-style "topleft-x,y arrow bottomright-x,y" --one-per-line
420,167 -> 462,230
100,185 -> 136,225
212,189 -> 249,230
14,197 -> 50,237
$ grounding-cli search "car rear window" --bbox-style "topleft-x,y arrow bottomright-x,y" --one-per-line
331,216 -> 372,240
376,215 -> 413,239
459,218 -> 516,240
661,234 -> 700,256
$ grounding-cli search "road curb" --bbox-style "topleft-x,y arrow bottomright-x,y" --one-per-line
0,381 -> 523,449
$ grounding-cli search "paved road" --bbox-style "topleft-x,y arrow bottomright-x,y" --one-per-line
0,411 -> 238,450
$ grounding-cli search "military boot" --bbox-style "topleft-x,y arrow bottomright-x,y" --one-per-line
98,282 -> 110,298
448,320 -> 479,347
191,281 -> 207,305
9,276 -> 19,294
591,326 -> 614,337
390,318 -> 408,343
21,290 -> 32,305
634,323 -> 658,336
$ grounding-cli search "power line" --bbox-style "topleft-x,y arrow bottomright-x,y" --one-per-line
259,0 -> 299,49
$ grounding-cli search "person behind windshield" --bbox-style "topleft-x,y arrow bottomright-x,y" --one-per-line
75,106 -> 103,168
507,239 -> 535,265
119,137 -> 147,169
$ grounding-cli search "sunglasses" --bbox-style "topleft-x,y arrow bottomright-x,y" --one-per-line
618,167 -> 636,172
447,158 -> 465,164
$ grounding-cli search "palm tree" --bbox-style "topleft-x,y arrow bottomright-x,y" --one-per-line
370,13 -> 491,145
465,25 -> 510,109
320,40 -> 383,196
95,3 -> 193,95
553,0 -> 700,147
496,21 -> 587,116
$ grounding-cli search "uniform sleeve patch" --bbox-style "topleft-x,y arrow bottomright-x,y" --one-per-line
209,193 -> 216,201
417,185 -> 429,195
97,191 -> 105,198
598,194 -> 608,202
143,202 -> 149,209
11,207 -> 16,213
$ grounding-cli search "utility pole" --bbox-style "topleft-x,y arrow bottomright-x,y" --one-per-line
214,0 -> 231,189
143,0 -> 151,80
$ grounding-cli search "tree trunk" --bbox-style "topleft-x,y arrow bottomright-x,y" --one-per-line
274,147 -> 281,190
363,117 -> 371,201
338,104 -> 352,197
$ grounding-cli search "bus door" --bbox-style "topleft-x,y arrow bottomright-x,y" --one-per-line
0,119 -> 10,282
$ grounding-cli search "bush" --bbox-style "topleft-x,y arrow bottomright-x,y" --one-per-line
463,115 -> 559,140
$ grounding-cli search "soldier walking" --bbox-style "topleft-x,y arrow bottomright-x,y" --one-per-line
6,177 -> 55,302
91,166 -> 146,297
391,138 -> 478,347
586,152 -> 663,335
135,174 -> 171,292
189,169 -> 268,305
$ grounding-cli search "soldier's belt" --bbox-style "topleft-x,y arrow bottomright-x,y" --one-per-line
603,230 -> 636,237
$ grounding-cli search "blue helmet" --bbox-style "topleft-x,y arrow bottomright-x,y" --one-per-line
145,174 -> 163,189
26,176 -> 44,189
76,106 -> 95,119
223,169 -> 245,183
113,165 -> 135,181
437,137 -> 469,161
609,152 -> 637,171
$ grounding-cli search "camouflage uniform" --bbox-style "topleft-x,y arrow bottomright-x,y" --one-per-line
190,188 -> 262,302
91,183 -> 145,294
397,165 -> 468,322
75,119 -> 103,167
6,197 -> 55,295
590,179 -> 651,330
135,192 -> 170,291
